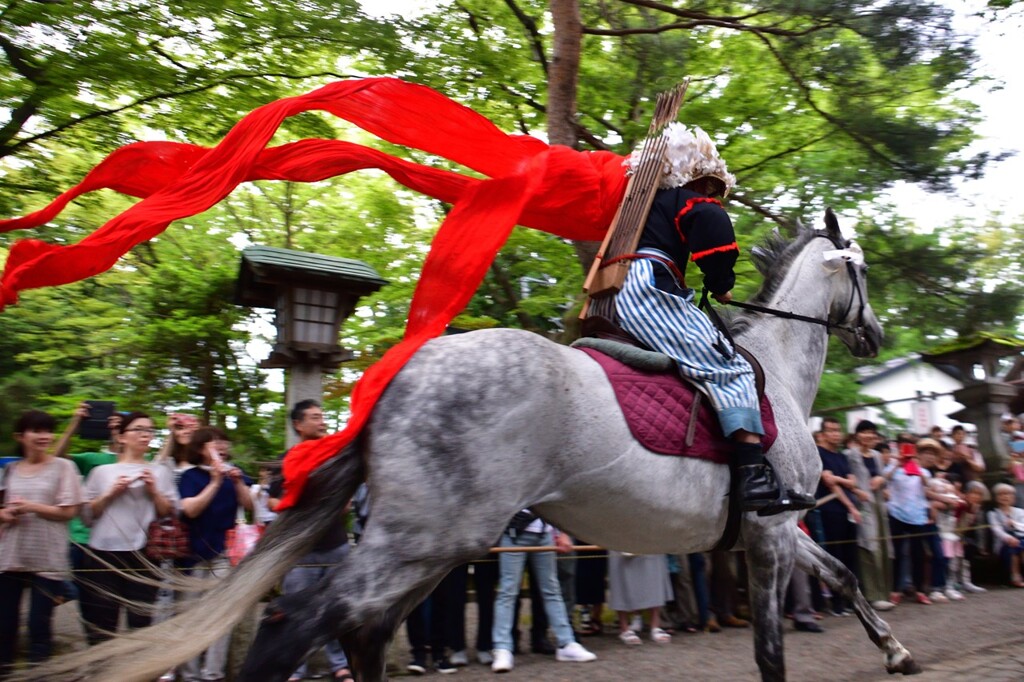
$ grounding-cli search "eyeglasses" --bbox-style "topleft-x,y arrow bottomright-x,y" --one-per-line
125,427 -> 156,434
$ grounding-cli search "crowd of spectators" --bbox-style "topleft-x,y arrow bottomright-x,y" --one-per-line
2,404 -> 1024,679
0,405 -> 253,681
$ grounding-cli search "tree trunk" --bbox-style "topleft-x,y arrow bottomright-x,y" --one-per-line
548,0 -> 600,273
547,0 -> 581,148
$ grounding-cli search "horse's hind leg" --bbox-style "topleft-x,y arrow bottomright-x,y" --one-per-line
744,523 -> 796,682
242,513 -> 507,682
340,586 -> 435,682
795,532 -> 921,675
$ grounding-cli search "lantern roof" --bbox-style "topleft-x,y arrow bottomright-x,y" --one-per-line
235,245 -> 387,308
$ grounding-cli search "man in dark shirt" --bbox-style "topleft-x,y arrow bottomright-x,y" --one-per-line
269,399 -> 352,682
615,124 -> 814,516
948,424 -> 984,483
816,417 -> 862,615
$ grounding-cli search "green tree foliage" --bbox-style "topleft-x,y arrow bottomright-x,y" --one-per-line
1,0 -> 1021,450
0,0 -> 401,214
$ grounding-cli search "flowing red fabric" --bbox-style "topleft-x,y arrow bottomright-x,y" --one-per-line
0,77 -> 628,509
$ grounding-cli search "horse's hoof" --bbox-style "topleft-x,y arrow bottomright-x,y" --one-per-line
886,656 -> 922,675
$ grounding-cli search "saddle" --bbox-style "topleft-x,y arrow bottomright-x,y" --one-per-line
572,318 -> 778,462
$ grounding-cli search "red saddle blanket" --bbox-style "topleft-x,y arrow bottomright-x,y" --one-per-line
579,347 -> 778,463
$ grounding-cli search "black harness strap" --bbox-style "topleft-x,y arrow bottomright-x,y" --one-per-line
711,472 -> 743,552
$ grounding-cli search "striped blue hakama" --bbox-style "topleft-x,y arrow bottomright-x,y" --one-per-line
615,249 -> 764,437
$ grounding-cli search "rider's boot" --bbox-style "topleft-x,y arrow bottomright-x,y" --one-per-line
734,443 -> 816,516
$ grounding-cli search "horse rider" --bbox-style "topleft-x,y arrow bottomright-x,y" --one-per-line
615,124 -> 816,516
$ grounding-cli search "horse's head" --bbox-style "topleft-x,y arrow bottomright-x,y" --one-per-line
818,208 -> 883,358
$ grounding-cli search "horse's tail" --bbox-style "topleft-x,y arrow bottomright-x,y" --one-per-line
14,444 -> 364,682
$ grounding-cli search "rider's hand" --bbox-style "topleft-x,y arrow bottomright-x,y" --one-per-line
713,290 -> 733,303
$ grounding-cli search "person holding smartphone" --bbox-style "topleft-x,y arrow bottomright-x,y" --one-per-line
177,426 -> 252,682
80,411 -> 178,644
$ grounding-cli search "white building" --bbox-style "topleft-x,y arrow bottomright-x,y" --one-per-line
849,354 -> 966,435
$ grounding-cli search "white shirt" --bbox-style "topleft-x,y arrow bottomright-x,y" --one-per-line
84,462 -> 179,551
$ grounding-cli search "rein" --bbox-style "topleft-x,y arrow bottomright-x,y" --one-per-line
699,233 -> 868,342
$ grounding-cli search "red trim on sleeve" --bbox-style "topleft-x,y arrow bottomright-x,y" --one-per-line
672,196 -> 723,243
690,241 -> 738,261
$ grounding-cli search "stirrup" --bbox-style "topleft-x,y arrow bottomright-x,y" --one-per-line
752,460 -> 816,517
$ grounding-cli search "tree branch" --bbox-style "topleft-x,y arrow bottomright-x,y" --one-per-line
0,33 -> 46,82
731,130 -> 840,177
504,0 -> 549,78
0,70 -> 352,158
747,30 -> 911,174
487,260 -> 541,331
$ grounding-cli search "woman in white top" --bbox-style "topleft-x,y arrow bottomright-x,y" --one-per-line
0,410 -> 82,673
80,411 -> 178,645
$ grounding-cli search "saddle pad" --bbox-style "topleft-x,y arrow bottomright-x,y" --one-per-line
579,347 -> 778,462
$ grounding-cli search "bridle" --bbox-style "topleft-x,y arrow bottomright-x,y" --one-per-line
699,232 -> 870,346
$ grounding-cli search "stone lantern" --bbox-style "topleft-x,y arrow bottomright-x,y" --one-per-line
236,245 -> 387,446
920,332 -> 1024,480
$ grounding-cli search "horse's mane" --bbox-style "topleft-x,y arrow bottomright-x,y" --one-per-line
729,226 -> 821,335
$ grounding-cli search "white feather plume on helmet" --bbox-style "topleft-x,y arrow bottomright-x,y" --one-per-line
624,123 -> 736,197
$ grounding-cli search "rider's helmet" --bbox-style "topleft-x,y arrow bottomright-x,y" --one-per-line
624,123 -> 736,198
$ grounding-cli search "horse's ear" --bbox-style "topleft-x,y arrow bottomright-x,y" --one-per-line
824,207 -> 841,239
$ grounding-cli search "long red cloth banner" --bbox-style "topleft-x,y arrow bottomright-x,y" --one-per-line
0,77 -> 629,509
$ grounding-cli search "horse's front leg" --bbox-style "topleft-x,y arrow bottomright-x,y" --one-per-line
743,521 -> 795,682
795,532 -> 921,675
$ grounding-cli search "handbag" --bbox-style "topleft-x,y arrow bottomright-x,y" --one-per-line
145,515 -> 190,561
225,520 -> 262,566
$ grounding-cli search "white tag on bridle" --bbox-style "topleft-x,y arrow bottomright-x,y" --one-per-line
822,241 -> 864,266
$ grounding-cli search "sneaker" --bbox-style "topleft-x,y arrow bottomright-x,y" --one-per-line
436,658 -> 457,674
491,649 -> 513,673
870,600 -> 896,611
928,590 -> 949,603
555,642 -> 597,663
829,609 -> 850,617
944,587 -> 965,601
914,592 -> 932,605
407,658 -> 428,675
450,650 -> 468,667
888,592 -> 902,605
962,582 -> 987,594
476,651 -> 493,666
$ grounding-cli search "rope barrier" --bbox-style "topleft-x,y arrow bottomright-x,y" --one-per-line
5,523 -> 1006,574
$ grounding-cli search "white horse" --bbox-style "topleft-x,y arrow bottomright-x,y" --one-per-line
18,212 -> 919,681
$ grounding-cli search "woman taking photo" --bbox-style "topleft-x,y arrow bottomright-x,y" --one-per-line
178,426 -> 252,682
80,411 -> 178,644
0,410 -> 82,676
156,412 -> 199,485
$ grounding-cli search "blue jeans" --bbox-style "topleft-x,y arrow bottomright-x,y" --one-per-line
180,557 -> 232,682
890,517 -> 946,593
0,572 -> 64,672
687,554 -> 710,627
282,544 -> 350,676
492,531 -> 575,652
